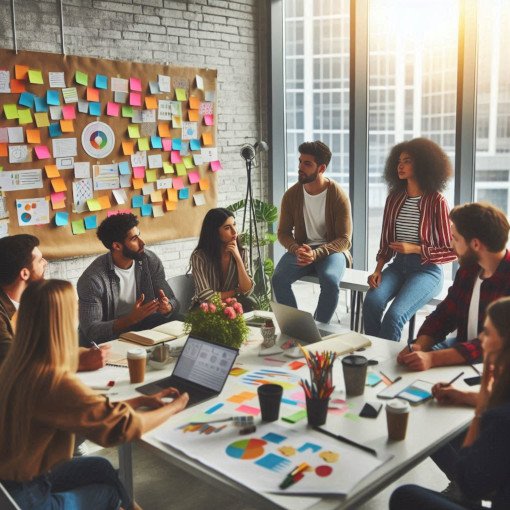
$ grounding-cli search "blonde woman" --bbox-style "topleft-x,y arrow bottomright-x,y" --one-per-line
0,279 -> 188,510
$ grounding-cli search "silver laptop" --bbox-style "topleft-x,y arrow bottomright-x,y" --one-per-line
270,301 -> 340,345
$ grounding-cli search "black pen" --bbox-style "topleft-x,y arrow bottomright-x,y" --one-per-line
313,426 -> 378,457
470,364 -> 482,375
441,371 -> 464,387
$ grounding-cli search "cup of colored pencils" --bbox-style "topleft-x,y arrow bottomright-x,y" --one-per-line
298,344 -> 337,427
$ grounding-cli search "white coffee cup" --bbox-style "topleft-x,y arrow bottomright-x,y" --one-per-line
127,348 -> 147,384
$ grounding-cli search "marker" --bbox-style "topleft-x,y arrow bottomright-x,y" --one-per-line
441,371 -> 465,387
279,463 -> 309,489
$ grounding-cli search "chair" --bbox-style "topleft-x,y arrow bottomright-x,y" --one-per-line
0,483 -> 21,510
167,274 -> 195,321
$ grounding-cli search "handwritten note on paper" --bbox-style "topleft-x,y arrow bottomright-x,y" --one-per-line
49,72 -> 66,88
0,70 -> 10,93
8,127 -> 24,143
158,100 -> 172,121
9,145 -> 31,164
74,162 -> 91,179
0,170 -> 43,192
158,74 -> 171,93
182,122 -> 198,140
62,87 -> 79,104
193,193 -> 206,206
111,77 -> 128,93
148,154 -> 163,169
52,138 -> 77,158
156,178 -> 173,189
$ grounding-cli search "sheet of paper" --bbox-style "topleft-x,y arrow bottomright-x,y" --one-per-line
156,178 -> 173,189
49,72 -> 66,88
0,70 -> 10,93
62,87 -> 79,103
113,188 -> 128,205
148,154 -> 163,168
158,100 -> 172,120
52,138 -> 77,158
158,74 -> 171,92
93,165 -> 119,191
50,106 -> 63,121
0,170 -> 43,191
8,127 -> 24,143
111,77 -> 128,93
16,197 -> 49,226
74,161 -> 91,179
56,157 -> 74,170
193,192 -> 206,206
9,145 -> 31,164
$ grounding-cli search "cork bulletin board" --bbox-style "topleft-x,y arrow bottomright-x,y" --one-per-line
0,48 -> 219,259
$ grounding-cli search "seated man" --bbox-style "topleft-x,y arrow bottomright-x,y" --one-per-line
272,140 -> 352,324
0,234 -> 109,371
397,202 -> 510,371
78,213 -> 179,344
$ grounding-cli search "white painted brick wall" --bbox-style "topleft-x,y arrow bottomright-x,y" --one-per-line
0,0 -> 269,286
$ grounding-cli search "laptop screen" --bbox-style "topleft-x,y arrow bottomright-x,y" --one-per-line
172,336 -> 238,392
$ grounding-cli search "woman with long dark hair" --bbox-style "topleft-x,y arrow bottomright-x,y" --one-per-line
363,138 -> 456,341
190,207 -> 254,308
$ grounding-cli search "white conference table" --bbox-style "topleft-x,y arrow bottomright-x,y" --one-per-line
81,324 -> 477,510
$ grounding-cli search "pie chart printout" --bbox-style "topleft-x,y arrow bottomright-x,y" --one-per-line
226,438 -> 266,460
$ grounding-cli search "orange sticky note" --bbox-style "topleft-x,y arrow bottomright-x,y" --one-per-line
167,188 -> 178,202
132,178 -> 144,190
150,190 -> 163,203
97,195 -> 111,209
0,143 -> 7,157
189,96 -> 201,109
122,141 -> 134,156
198,178 -> 210,191
10,79 -> 26,93
45,165 -> 60,178
188,109 -> 199,122
26,129 -> 41,144
158,123 -> 172,137
51,178 -> 67,192
60,119 -> 74,133
145,96 -> 158,109
15,65 -> 29,80
87,87 -> 100,102
202,132 -> 213,146
165,200 -> 177,211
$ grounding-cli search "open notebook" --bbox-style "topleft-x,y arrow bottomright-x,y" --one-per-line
301,331 -> 372,356
119,320 -> 186,346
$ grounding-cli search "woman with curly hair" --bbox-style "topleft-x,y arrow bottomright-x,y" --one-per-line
363,138 -> 456,341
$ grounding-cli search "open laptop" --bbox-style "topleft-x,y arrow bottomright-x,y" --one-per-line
136,336 -> 238,407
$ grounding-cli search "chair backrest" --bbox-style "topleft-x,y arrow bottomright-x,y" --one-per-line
167,274 -> 196,321
0,483 -> 21,510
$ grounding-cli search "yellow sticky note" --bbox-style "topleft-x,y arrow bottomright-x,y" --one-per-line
163,162 -> 174,174
158,123 -> 172,137
71,219 -> 86,235
175,88 -> 187,101
122,141 -> 134,155
188,109 -> 199,122
145,96 -> 158,109
189,96 -> 201,109
132,178 -> 144,190
3,104 -> 18,120
182,156 -> 194,169
15,65 -> 29,80
150,190 -> 163,203
199,178 -> 210,191
172,115 -> 182,128
85,199 -> 100,211
75,70 -> 88,86
26,129 -> 41,144
28,69 -> 44,84
45,165 -> 60,178
202,132 -> 213,146
17,109 -> 33,125
138,138 -> 150,151
34,112 -> 50,127
165,199 -> 177,211
128,125 -> 140,139
146,169 -> 157,183
167,188 -> 178,202
175,163 -> 186,176
97,195 -> 111,209
60,119 -> 74,133
51,178 -> 67,192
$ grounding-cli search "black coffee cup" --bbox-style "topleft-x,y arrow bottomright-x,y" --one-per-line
341,355 -> 368,396
257,383 -> 283,422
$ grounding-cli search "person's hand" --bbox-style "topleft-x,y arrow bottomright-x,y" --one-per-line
476,354 -> 495,417
389,242 -> 421,255
128,293 -> 159,324
164,392 -> 189,415
156,289 -> 173,315
136,387 -> 181,409
225,239 -> 242,261
397,343 -> 423,364
296,244 -> 315,267
399,348 -> 433,371
78,344 -> 111,372
368,270 -> 382,289
432,384 -> 469,406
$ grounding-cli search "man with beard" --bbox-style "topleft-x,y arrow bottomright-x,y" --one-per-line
272,141 -> 352,323
397,202 -> 510,370
78,213 -> 179,345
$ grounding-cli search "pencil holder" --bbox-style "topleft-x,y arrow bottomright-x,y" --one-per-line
306,397 -> 329,427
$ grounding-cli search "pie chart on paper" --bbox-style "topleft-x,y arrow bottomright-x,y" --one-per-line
226,438 -> 266,460
81,121 -> 115,159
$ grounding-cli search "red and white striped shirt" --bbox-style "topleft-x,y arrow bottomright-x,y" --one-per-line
376,190 -> 457,265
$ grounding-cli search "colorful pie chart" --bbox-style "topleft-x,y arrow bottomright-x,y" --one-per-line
90,130 -> 108,149
226,438 -> 266,460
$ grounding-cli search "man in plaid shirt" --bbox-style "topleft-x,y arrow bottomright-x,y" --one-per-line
397,202 -> 510,371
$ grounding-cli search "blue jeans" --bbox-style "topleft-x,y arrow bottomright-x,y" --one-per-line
390,485 -> 475,510
363,253 -> 443,341
272,251 -> 346,324
2,457 -> 130,510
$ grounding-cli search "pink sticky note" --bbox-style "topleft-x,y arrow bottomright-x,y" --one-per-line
129,92 -> 142,107
187,171 -> 200,184
171,151 -> 182,163
34,145 -> 51,159
172,177 -> 184,190
108,209 -> 132,217
61,105 -> 76,120
130,77 -> 142,91
107,102 -> 120,117
51,191 -> 66,203
204,114 -> 214,126
210,160 -> 222,172
162,138 -> 172,151
288,361 -> 306,370
133,166 -> 145,179
235,405 -> 260,416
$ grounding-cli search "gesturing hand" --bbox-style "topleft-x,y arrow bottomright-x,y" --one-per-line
129,293 -> 159,324
156,289 -> 173,315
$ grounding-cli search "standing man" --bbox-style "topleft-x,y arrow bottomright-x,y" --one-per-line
78,213 -> 179,344
397,202 -> 510,370
272,141 -> 352,323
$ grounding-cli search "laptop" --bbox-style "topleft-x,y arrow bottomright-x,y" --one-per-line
136,336 -> 238,407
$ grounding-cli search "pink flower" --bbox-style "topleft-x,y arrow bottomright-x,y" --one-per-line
233,302 -> 243,314
224,306 -> 236,319
208,303 -> 216,313
225,297 -> 236,305
199,302 -> 209,312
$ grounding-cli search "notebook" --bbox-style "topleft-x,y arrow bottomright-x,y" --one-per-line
136,336 -> 238,407
119,320 -> 186,346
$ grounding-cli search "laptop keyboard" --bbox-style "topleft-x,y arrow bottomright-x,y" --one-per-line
318,328 -> 332,337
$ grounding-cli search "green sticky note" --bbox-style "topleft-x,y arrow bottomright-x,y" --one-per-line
71,219 -> 86,235
17,109 -> 33,125
122,105 -> 133,118
163,162 -> 174,174
75,70 -> 88,86
28,69 -> 44,84
282,409 -> 307,424
86,198 -> 101,211
175,88 -> 187,101
128,125 -> 140,139
182,156 -> 194,169
146,169 -> 157,182
176,163 -> 186,176
138,137 -> 150,151
3,104 -> 18,120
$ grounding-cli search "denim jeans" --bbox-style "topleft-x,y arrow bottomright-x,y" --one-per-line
363,253 -> 443,341
272,251 -> 346,324
390,485 -> 476,510
2,456 -> 130,510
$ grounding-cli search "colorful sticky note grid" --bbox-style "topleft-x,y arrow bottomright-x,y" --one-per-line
35,112 -> 50,127
165,199 -> 177,211
146,169 -> 157,183
204,114 -> 214,126
172,138 -> 182,150
172,177 -> 184,190
130,77 -> 142,91
202,132 -> 213,146
48,123 -> 62,138
188,109 -> 199,122
15,65 -> 29,80
210,160 -> 222,172
19,92 -> 35,108
189,96 -> 201,109
86,199 -> 101,212
198,178 -> 210,191
60,120 -> 74,133
171,151 -> 182,163
129,92 -> 142,107
50,191 -> 66,210
175,88 -> 187,101
132,178 -> 144,190
175,163 -> 186,176
167,188 -> 178,201
10,79 -> 25,94
45,164 -> 60,178
118,161 -> 131,175
128,125 -> 140,139
145,96 -> 158,109
137,138 -> 150,151
162,138 -> 172,151
150,190 -> 163,203
122,105 -> 133,118
163,162 -> 174,174
133,166 -> 145,179
34,96 -> 48,112
61,105 -> 76,120
51,178 -> 67,192
187,171 -> 200,184
97,195 -> 111,209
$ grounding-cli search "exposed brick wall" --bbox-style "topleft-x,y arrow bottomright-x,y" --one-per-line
0,0 -> 269,284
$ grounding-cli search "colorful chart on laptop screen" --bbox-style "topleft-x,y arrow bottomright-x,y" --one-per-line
81,121 -> 115,158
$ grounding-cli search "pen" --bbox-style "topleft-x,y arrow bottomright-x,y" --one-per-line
90,341 -> 100,350
408,341 -> 413,353
470,364 -> 482,375
441,371 -> 464,387
313,426 -> 378,457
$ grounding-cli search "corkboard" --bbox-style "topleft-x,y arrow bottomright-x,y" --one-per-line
0,49 -> 218,259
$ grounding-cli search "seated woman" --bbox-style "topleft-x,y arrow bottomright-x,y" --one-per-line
190,207 -> 255,310
390,296 -> 510,510
0,279 -> 188,510
363,138 -> 456,341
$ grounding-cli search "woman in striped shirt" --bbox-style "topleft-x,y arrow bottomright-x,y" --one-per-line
190,208 -> 254,309
363,138 -> 456,341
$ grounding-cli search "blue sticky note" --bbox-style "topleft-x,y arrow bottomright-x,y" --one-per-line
95,74 -> 108,90
46,90 -> 60,106
172,138 -> 182,150
141,203 -> 153,217
55,212 -> 69,226
19,92 -> 35,108
84,215 -> 97,230
190,138 -> 201,151
34,96 -> 48,112
151,136 -> 162,149
48,123 -> 62,138
131,195 -> 144,208
118,161 -> 131,175
178,187 -> 189,199
89,102 -> 101,116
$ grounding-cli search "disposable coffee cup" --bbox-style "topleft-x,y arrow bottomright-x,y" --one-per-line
386,399 -> 410,440
257,383 -> 283,422
341,355 -> 368,396
127,348 -> 147,384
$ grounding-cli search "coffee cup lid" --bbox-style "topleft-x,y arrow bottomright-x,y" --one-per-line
127,347 -> 147,359
386,399 -> 410,414
341,355 -> 368,367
